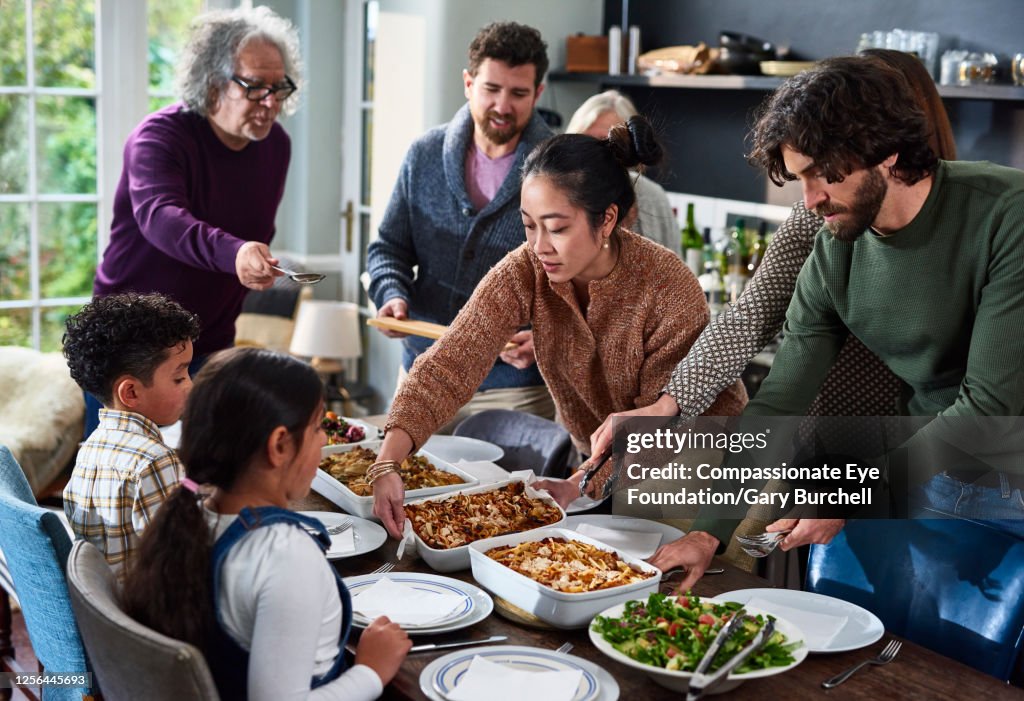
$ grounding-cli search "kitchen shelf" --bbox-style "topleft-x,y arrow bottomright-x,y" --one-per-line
550,71 -> 1024,101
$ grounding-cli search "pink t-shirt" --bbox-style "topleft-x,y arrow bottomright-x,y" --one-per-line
465,143 -> 516,211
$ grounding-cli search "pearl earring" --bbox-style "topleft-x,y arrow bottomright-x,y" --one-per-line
602,240 -> 610,249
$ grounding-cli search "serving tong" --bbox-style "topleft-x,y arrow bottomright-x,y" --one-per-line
686,609 -> 776,700
577,449 -> 617,501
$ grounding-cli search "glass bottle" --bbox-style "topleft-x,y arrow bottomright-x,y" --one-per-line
680,203 -> 703,276
698,227 -> 724,313
722,218 -> 749,303
747,221 -> 769,275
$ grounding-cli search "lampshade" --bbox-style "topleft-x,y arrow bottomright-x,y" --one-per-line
289,300 -> 362,360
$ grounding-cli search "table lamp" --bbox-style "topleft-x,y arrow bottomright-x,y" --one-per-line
289,300 -> 362,413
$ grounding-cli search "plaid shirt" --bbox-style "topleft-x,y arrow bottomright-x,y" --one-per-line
63,408 -> 182,571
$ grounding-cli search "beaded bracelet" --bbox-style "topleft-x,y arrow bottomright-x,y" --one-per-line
366,459 -> 402,484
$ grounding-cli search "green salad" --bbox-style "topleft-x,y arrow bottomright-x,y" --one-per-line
591,592 -> 801,674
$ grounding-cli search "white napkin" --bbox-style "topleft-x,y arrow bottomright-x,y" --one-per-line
326,526 -> 356,556
745,596 -> 848,649
397,519 -> 416,559
454,460 -> 510,485
446,655 -> 582,701
351,576 -> 466,626
576,523 -> 662,559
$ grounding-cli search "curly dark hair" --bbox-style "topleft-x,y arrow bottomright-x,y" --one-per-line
523,115 -> 664,235
468,21 -> 549,87
747,55 -> 938,186
63,293 -> 201,405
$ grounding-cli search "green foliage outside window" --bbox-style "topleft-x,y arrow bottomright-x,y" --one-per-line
0,0 -> 200,351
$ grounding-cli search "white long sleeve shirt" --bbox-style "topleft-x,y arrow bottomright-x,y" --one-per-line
206,509 -> 382,701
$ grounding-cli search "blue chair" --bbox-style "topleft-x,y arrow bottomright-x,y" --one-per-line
453,409 -> 573,478
807,517 -> 1024,681
0,445 -> 94,700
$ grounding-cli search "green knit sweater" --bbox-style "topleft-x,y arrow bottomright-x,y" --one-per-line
694,160 -> 1024,545
749,160 -> 1024,418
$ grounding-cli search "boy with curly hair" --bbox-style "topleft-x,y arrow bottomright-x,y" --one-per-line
62,292 -> 200,571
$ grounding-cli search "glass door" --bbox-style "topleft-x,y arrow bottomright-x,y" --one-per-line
339,0 -> 377,306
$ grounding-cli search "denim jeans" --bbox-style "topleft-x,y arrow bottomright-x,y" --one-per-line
913,471 -> 1024,540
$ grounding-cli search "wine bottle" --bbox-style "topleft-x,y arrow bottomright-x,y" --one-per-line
748,221 -> 769,275
723,218 -> 749,303
681,203 -> 703,276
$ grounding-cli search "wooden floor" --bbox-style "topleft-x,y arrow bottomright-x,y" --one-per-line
7,605 -> 40,701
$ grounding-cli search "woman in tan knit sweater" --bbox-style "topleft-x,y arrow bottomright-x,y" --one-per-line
371,117 -> 746,538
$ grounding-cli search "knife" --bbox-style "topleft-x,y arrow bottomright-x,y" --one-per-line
409,635 -> 507,653
686,615 -> 776,700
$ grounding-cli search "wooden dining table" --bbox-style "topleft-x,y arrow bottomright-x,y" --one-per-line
294,488 -> 1021,701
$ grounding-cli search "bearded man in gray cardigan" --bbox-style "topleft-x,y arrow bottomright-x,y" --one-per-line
368,21 -> 555,427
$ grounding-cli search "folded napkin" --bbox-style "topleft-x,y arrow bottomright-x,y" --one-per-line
446,655 -> 583,701
351,576 -> 467,626
576,523 -> 662,559
454,460 -> 511,485
745,596 -> 848,649
326,526 -> 356,556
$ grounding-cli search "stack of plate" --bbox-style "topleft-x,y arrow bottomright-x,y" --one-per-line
342,572 -> 493,634
760,60 -> 817,77
420,645 -> 620,701
295,512 -> 387,560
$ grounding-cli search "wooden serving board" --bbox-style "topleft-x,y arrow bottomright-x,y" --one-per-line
367,317 -> 518,351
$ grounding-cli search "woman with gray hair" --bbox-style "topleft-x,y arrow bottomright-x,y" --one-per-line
566,90 -> 680,257
92,6 -> 301,410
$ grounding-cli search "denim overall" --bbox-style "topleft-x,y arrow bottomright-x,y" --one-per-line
207,506 -> 353,700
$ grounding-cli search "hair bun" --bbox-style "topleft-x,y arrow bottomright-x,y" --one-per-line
607,115 -> 663,170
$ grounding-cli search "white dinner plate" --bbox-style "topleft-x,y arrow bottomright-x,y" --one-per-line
422,435 -> 505,463
420,645 -> 619,701
342,572 -> 493,634
562,514 -> 685,550
564,494 -> 610,514
324,417 -> 380,447
716,588 -> 885,653
159,421 -> 182,449
296,511 -> 387,560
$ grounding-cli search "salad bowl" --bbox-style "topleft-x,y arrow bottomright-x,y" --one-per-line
588,594 -> 807,693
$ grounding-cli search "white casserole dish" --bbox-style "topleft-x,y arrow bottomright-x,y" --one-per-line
468,527 -> 661,629
405,480 -> 565,573
313,440 -> 477,518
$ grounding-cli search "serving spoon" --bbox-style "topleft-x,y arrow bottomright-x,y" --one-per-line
272,264 -> 325,285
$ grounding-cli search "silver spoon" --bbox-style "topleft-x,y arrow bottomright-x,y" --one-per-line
272,264 -> 325,285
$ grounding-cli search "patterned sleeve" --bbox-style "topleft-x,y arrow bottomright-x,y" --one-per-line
132,449 -> 184,532
664,203 -> 822,415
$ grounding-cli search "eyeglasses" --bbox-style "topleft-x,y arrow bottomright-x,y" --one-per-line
229,74 -> 297,102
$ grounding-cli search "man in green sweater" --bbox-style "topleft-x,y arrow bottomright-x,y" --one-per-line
657,55 -> 1024,590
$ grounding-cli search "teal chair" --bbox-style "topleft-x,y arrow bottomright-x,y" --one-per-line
807,517 -> 1024,682
0,445 -> 94,700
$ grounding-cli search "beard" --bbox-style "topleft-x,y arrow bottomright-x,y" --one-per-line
816,169 -> 887,242
475,109 -> 523,146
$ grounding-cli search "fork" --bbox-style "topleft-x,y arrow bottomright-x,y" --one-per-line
821,639 -> 902,688
554,642 -> 573,655
368,562 -> 395,575
326,518 -> 353,536
735,529 -> 791,558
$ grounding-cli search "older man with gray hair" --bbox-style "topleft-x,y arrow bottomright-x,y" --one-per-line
94,6 -> 301,370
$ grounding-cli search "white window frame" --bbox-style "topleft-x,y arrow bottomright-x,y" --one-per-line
0,0 -> 231,349
0,1 -> 108,348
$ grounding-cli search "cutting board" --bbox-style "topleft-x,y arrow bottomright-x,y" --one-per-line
367,318 -> 518,351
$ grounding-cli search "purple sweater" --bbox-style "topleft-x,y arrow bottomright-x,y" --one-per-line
95,104 -> 290,357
